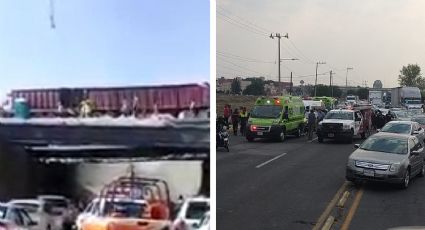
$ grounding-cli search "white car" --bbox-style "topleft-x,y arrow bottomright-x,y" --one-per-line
37,195 -> 74,230
0,203 -> 38,230
8,199 -> 56,230
172,197 -> 210,230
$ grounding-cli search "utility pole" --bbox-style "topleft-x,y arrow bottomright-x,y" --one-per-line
330,70 -> 333,97
290,72 -> 293,95
314,61 -> 326,96
270,33 -> 289,94
345,67 -> 353,88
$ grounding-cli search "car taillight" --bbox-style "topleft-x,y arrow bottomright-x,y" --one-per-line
251,125 -> 257,131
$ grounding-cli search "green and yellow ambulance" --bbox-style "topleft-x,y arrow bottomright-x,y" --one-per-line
312,96 -> 337,110
246,96 -> 306,142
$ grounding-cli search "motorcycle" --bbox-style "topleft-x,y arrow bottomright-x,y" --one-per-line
217,126 -> 230,152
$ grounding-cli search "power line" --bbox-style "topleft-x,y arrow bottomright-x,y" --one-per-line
217,11 -> 268,37
218,56 -> 275,78
217,51 -> 276,64
216,5 -> 272,34
287,39 -> 315,64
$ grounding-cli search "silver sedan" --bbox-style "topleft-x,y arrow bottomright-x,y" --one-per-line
346,133 -> 425,188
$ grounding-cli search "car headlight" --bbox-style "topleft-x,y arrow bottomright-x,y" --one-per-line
389,163 -> 401,172
343,124 -> 350,130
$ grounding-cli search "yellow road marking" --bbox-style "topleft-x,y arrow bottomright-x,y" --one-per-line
321,216 -> 335,230
340,186 -> 364,230
312,181 -> 349,230
337,191 -> 351,208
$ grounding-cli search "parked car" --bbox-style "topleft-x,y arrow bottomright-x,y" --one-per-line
346,133 -> 425,188
172,197 -> 210,230
390,110 -> 411,121
411,116 -> 425,129
8,199 -> 56,230
37,195 -> 75,230
0,203 -> 38,230
378,121 -> 425,141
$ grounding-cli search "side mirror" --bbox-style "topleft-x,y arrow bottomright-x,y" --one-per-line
354,144 -> 360,149
411,150 -> 420,156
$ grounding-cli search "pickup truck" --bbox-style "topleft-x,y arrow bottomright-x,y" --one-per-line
317,106 -> 372,143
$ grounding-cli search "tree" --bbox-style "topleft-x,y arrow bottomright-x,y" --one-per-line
398,64 -> 423,87
231,78 -> 242,94
243,78 -> 265,95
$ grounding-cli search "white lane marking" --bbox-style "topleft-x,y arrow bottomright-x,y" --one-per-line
255,153 -> 287,168
308,137 -> 318,143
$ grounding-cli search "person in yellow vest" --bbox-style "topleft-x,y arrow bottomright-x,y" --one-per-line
239,107 -> 248,136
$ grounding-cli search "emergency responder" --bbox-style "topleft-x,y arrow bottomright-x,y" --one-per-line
231,108 -> 240,136
239,107 -> 248,135
307,109 -> 316,140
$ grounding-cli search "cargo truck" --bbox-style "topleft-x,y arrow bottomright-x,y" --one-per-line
391,87 -> 422,109
368,90 -> 383,106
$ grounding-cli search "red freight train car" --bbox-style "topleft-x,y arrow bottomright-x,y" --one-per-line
10,83 -> 209,116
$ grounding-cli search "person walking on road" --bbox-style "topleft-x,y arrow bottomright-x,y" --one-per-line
231,108 -> 240,136
239,107 -> 248,136
307,109 -> 316,140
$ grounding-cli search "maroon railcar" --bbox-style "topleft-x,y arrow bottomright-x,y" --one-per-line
10,83 -> 209,116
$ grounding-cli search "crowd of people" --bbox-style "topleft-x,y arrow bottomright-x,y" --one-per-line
218,104 -> 249,136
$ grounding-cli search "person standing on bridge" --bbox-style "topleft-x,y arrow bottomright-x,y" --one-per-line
307,109 -> 316,140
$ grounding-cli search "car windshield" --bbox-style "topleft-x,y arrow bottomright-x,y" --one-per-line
413,117 -> 425,125
393,111 -> 409,118
360,136 -> 408,154
347,96 -> 356,100
13,204 -> 39,214
250,105 -> 282,119
104,201 -> 146,218
381,123 -> 411,134
405,100 -> 421,104
324,111 -> 353,120
185,202 -> 209,220
408,110 -> 423,116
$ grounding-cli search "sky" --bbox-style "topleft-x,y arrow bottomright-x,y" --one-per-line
0,0 -> 209,98
217,0 -> 425,88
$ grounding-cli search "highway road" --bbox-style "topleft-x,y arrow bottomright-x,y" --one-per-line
217,133 -> 425,230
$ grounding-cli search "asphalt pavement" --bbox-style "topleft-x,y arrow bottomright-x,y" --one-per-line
217,133 -> 425,230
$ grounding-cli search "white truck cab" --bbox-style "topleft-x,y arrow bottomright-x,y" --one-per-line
317,109 -> 368,143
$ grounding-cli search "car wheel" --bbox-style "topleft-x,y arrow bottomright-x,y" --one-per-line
419,163 -> 425,178
47,225 -> 51,230
400,169 -> 410,189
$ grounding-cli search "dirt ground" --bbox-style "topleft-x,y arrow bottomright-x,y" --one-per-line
216,94 -> 258,115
